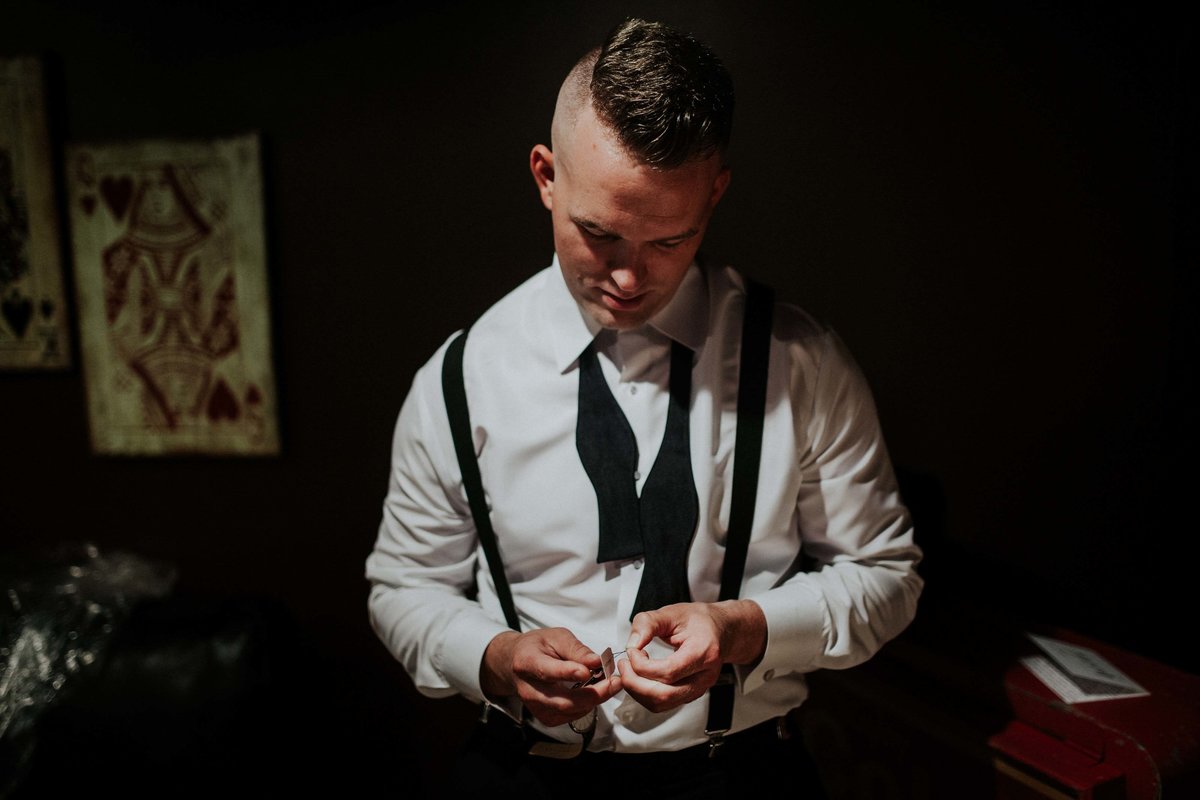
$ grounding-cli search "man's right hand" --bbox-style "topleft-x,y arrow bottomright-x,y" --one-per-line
481,628 -> 623,727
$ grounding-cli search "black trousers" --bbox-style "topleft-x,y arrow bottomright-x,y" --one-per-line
448,711 -> 829,800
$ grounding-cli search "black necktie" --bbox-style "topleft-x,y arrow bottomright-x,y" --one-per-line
576,338 -> 699,617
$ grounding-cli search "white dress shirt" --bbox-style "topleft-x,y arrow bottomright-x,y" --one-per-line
366,256 -> 923,753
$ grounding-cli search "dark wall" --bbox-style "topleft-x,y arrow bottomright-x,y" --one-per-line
2,0 -> 1194,787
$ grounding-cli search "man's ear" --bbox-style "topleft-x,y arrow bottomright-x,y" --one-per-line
530,144 -> 555,211
709,166 -> 731,211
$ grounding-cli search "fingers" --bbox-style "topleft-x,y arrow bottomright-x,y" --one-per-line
509,628 -> 623,726
521,673 -> 623,727
512,627 -> 597,685
625,605 -> 722,685
627,602 -> 718,654
617,653 -> 715,713
622,642 -> 680,683
502,616 -> 732,723
625,642 -> 719,688
626,608 -> 669,651
619,603 -> 726,713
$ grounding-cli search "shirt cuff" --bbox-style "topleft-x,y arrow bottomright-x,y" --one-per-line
433,610 -> 515,705
735,580 -> 828,694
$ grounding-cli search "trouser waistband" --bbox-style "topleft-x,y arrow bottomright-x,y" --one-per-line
455,707 -> 827,799
489,710 -> 796,761
583,714 -> 795,761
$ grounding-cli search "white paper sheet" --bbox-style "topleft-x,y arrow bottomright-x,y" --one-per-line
1024,633 -> 1149,703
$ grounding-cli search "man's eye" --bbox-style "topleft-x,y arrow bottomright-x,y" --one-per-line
582,228 -> 615,241
656,240 -> 684,250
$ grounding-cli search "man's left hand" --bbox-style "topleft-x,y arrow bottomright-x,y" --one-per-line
618,599 -> 766,713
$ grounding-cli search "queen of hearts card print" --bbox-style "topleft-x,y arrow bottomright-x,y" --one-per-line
66,133 -> 279,455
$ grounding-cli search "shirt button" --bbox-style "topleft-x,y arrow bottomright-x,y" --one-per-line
629,385 -> 638,395
633,470 -> 641,481
620,709 -> 636,723
764,669 -> 775,681
633,560 -> 642,571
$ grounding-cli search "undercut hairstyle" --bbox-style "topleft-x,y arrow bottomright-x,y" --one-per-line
589,18 -> 735,168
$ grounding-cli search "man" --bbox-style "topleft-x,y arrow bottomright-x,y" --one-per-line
366,17 -> 922,797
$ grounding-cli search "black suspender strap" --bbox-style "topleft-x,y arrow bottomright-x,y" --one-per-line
720,279 -> 774,603
704,277 -> 774,754
442,328 -> 521,632
441,277 -> 774,746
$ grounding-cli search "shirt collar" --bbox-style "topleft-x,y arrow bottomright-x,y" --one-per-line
545,254 -> 710,373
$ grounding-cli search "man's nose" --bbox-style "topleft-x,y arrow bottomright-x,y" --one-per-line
609,245 -> 647,293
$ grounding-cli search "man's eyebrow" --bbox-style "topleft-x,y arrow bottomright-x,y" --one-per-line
653,228 -> 700,244
570,215 -> 699,244
571,215 -> 615,235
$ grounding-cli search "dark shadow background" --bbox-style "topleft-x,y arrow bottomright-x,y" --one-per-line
2,0 -> 1195,795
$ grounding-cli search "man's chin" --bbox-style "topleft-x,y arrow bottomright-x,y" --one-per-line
587,305 -> 653,331
588,294 -> 660,330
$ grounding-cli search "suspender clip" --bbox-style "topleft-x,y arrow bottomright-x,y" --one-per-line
704,728 -> 728,758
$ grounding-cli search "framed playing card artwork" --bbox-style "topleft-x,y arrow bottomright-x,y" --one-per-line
0,57 -> 71,369
66,133 -> 280,455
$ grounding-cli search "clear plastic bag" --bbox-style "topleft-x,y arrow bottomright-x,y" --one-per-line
0,542 -> 176,794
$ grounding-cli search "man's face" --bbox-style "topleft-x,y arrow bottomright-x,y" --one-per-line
531,105 -> 730,330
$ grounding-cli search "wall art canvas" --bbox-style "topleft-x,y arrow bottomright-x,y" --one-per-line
0,57 -> 70,369
66,133 -> 279,455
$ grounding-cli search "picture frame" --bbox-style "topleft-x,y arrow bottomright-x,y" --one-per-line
0,57 -> 70,369
65,132 -> 280,455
